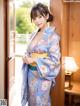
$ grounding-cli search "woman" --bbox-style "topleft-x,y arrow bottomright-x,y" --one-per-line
21,3 -> 61,106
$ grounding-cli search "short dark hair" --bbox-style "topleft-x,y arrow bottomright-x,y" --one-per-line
30,3 -> 54,22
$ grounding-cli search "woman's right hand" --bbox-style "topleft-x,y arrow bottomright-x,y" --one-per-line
22,55 -> 27,63
22,55 -> 36,64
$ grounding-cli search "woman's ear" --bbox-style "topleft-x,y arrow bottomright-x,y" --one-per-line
46,14 -> 49,20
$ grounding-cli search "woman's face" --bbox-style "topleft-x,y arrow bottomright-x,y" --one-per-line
32,14 -> 48,29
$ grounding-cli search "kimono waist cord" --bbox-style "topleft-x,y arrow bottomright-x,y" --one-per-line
30,53 -> 48,66
28,64 -> 37,70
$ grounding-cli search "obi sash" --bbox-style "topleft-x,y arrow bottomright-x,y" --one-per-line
30,52 -> 48,66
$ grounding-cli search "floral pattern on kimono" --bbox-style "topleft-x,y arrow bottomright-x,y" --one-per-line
21,26 -> 61,106
28,27 -> 61,83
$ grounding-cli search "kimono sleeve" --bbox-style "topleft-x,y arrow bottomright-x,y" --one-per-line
21,63 -> 28,106
35,33 -> 61,81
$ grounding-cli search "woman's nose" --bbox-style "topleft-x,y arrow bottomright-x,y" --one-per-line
36,18 -> 39,22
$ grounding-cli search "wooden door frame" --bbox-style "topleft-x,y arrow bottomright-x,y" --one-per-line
3,0 -> 8,99
4,0 -> 15,100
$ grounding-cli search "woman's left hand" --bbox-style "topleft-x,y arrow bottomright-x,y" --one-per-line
22,56 -> 35,64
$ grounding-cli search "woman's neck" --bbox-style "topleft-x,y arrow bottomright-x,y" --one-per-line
39,24 -> 48,33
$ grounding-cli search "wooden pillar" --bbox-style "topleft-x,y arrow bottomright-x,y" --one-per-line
50,0 -> 69,106
50,0 -> 63,106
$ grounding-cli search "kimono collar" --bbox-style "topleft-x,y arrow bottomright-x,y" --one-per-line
44,26 -> 55,34
30,28 -> 39,41
43,26 -> 56,40
30,26 -> 55,41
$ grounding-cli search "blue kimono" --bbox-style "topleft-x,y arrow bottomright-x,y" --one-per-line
21,27 -> 61,106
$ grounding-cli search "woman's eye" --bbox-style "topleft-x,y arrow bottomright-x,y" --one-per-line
38,16 -> 42,18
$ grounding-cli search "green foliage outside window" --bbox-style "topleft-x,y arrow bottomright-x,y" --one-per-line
16,2 -> 36,34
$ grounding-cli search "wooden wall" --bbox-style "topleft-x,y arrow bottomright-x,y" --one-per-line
50,0 -> 80,106
69,3 -> 80,82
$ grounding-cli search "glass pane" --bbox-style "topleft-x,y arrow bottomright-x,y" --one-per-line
8,0 -> 15,57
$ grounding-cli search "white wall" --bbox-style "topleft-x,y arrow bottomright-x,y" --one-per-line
0,0 -> 5,98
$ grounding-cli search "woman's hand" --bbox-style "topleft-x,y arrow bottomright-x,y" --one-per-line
22,55 -> 35,64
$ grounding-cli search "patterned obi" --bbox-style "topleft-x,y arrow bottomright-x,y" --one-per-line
28,53 -> 48,71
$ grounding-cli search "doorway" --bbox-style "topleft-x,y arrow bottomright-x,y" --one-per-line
7,0 -> 49,106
